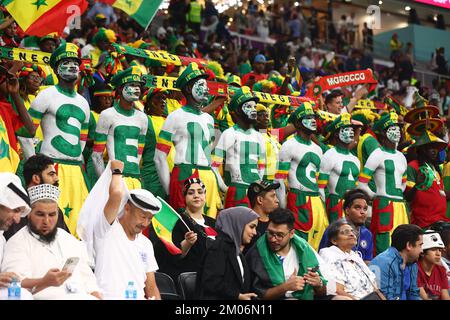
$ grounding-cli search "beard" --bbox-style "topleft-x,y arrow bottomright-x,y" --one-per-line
27,219 -> 58,244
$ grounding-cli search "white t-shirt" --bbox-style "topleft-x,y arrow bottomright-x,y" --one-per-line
280,246 -> 299,298
93,215 -> 158,300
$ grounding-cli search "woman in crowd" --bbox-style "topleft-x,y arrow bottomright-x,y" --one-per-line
171,178 -> 217,278
319,219 -> 383,300
197,207 -> 259,300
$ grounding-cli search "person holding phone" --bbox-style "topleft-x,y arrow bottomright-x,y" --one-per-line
245,208 -> 327,300
1,184 -> 101,300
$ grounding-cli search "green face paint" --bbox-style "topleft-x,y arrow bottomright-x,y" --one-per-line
192,78 -> 209,104
339,126 -> 354,144
242,100 -> 257,120
57,60 -> 79,82
122,83 -> 141,102
386,125 -> 401,144
301,116 -> 317,131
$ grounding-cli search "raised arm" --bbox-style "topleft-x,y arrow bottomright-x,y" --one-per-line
103,160 -> 125,224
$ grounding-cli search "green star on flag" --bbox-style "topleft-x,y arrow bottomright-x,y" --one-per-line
63,204 -> 73,218
32,0 -> 48,10
0,138 -> 10,159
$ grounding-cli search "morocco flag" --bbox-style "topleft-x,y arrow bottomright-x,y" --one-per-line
3,0 -> 89,36
98,0 -> 164,28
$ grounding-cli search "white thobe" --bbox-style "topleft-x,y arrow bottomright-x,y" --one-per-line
1,227 -> 99,300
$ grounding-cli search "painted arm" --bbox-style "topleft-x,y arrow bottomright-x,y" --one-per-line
154,149 -> 170,195
92,113 -> 109,177
275,145 -> 291,209
212,166 -> 228,193
276,181 -> 287,209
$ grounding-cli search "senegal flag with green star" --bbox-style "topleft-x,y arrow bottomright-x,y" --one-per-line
152,196 -> 183,255
98,0 -> 164,29
2,0 -> 89,36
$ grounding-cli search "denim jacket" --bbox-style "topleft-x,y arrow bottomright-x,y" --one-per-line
369,247 -> 420,300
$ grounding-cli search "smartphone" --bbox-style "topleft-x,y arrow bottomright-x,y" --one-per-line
62,257 -> 80,274
309,265 -> 320,273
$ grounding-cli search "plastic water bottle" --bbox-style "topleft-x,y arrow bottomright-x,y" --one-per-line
8,279 -> 21,300
125,281 -> 137,300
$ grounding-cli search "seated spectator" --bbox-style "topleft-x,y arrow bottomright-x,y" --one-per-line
197,207 -> 259,300
418,230 -> 450,300
3,154 -> 69,240
319,189 -> 374,264
0,173 -> 31,291
246,208 -> 327,300
1,184 -> 100,300
369,224 -> 423,300
89,160 -> 161,300
150,178 -> 216,281
440,228 -> 450,293
319,219 -> 382,300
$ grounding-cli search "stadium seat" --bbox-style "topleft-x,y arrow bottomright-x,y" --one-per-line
177,272 -> 197,300
154,272 -> 181,300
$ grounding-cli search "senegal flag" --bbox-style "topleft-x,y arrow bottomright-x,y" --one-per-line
98,0 -> 164,28
0,102 -> 22,173
3,0 -> 89,36
152,196 -> 183,255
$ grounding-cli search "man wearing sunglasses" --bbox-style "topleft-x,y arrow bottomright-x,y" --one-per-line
245,208 -> 327,300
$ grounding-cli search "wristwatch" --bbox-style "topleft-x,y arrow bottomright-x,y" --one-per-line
112,168 -> 123,175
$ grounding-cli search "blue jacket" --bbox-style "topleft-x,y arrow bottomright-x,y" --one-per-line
369,247 -> 420,300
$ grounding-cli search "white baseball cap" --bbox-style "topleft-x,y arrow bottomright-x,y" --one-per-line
422,231 -> 445,251
0,172 -> 31,217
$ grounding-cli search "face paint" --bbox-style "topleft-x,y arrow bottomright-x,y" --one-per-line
242,100 -> 257,120
57,60 -> 79,82
122,84 -> 141,102
386,125 -> 401,144
339,126 -> 354,144
301,116 -> 317,132
192,78 -> 209,104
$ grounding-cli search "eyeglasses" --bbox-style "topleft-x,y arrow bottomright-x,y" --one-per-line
266,229 -> 291,240
339,228 -> 356,236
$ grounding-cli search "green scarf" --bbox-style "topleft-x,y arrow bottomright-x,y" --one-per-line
256,234 -> 326,300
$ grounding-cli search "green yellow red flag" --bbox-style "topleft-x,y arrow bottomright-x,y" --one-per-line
3,0 -> 88,36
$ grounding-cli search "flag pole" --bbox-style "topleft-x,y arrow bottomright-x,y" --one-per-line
157,196 -> 192,232
145,0 -> 164,31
